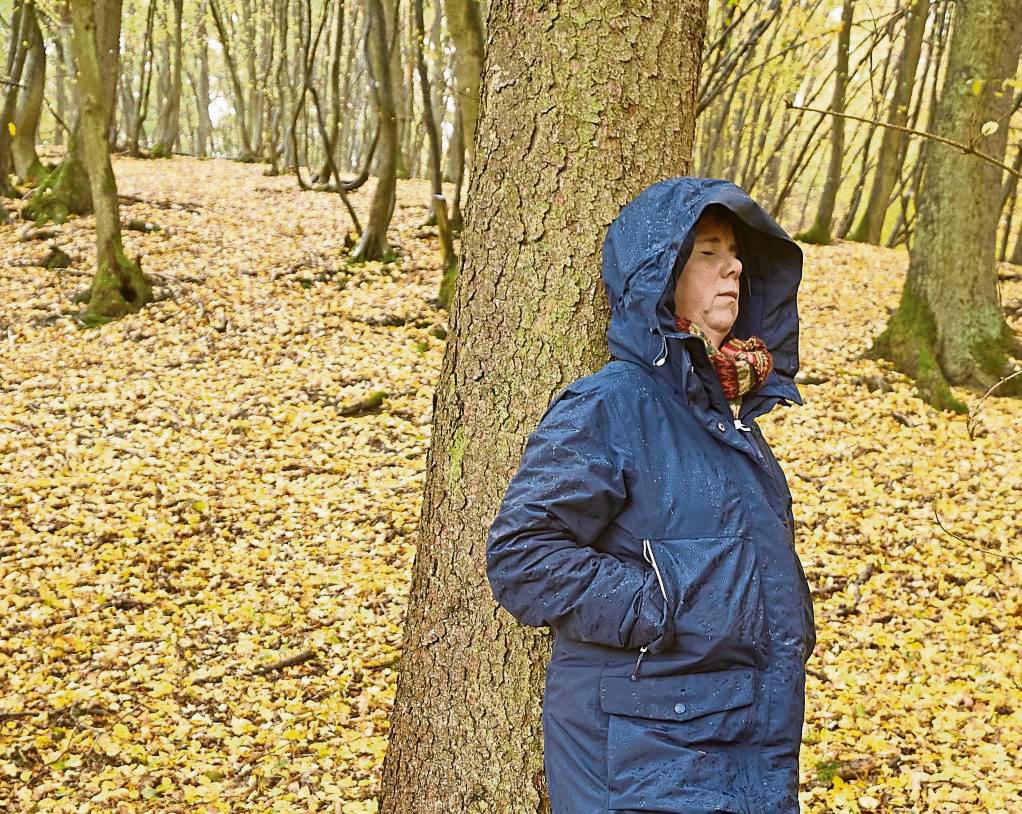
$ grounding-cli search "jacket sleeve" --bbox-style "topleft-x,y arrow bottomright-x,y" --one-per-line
485,382 -> 671,652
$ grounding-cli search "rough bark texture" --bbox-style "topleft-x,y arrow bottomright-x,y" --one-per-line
868,0 -> 1022,409
847,0 -> 927,244
796,0 -> 852,245
378,1 -> 707,811
71,0 -> 152,321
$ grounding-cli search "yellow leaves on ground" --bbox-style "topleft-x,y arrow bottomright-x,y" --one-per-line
1,156 -> 439,812
1,155 -> 1020,812
773,241 -> 1022,813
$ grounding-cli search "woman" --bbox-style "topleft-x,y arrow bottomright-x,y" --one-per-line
486,177 -> 816,814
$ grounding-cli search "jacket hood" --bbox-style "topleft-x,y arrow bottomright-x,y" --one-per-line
601,177 -> 804,421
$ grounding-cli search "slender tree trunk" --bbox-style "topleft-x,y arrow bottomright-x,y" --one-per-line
209,0 -> 255,158
0,1 -> 31,197
351,0 -> 398,261
378,0 -> 708,810
13,3 -> 45,183
191,2 -> 214,157
796,0 -> 852,244
153,0 -> 183,156
442,0 -> 483,177
55,28 -> 70,146
412,0 -> 454,280
868,0 -> 1022,409
848,0 -> 928,244
70,0 -> 152,321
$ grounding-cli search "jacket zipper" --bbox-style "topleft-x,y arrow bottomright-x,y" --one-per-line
632,539 -> 669,682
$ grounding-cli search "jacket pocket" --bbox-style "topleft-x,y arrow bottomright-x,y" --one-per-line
600,668 -> 754,813
643,536 -> 766,670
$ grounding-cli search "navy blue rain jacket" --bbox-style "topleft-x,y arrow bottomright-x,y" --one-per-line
486,177 -> 817,813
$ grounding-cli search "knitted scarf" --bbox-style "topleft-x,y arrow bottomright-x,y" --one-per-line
674,314 -> 774,419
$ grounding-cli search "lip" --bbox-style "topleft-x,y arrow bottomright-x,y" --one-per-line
718,291 -> 738,300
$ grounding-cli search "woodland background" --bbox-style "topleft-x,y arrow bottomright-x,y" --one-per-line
1,0 -> 1021,812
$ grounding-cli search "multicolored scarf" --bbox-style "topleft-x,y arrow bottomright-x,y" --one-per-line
674,314 -> 774,418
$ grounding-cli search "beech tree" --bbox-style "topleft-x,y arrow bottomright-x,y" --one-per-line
70,0 -> 152,321
868,0 -> 1022,409
378,0 -> 709,810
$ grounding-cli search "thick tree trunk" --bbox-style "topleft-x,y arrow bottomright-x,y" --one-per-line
848,0 -> 928,244
153,0 -> 183,156
351,0 -> 398,261
70,0 -> 152,321
796,0 -> 852,244
868,0 -> 1022,409
378,0 -> 708,810
13,5 -> 45,183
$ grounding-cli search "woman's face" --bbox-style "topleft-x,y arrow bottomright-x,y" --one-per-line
673,214 -> 743,348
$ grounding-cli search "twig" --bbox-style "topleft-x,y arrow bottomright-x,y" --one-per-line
784,99 -> 1022,181
967,368 -> 1022,439
118,193 -> 203,213
0,711 -> 35,722
254,648 -> 318,675
932,501 -> 1022,566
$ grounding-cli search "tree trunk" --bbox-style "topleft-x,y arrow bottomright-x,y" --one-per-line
442,0 -> 483,175
192,2 -> 214,158
55,26 -> 70,146
867,0 -> 1022,410
351,0 -> 398,261
209,0 -> 255,158
378,0 -> 708,810
848,0 -> 927,244
153,0 -> 183,156
0,1 -> 31,197
70,0 -> 152,322
13,2 -> 45,183
412,0 -> 454,274
796,0 -> 852,244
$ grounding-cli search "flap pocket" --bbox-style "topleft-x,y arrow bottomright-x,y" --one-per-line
599,668 -> 754,723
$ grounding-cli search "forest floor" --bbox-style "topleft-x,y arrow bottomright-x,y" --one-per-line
1,154 -> 1020,814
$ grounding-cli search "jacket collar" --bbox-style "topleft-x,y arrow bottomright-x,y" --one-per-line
602,177 -> 804,422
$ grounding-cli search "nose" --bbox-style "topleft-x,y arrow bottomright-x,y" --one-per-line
724,256 -> 742,278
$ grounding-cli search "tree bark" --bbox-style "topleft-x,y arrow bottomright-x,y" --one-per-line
191,1 -> 214,157
209,0 -> 255,158
351,0 -> 398,261
12,3 -> 45,183
378,0 -> 708,810
153,0 -> 183,156
412,0 -> 454,274
0,0 -> 32,197
868,0 -> 1022,409
442,0 -> 483,175
848,0 -> 928,244
70,0 -> 152,322
796,0 -> 852,244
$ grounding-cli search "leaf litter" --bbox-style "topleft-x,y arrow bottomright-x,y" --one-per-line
0,155 -> 1020,813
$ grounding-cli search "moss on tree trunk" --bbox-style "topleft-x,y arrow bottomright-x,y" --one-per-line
71,0 -> 151,322
868,0 -> 1022,410
24,129 -> 93,224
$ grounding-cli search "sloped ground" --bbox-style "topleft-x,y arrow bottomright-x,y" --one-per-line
1,155 -> 1020,813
